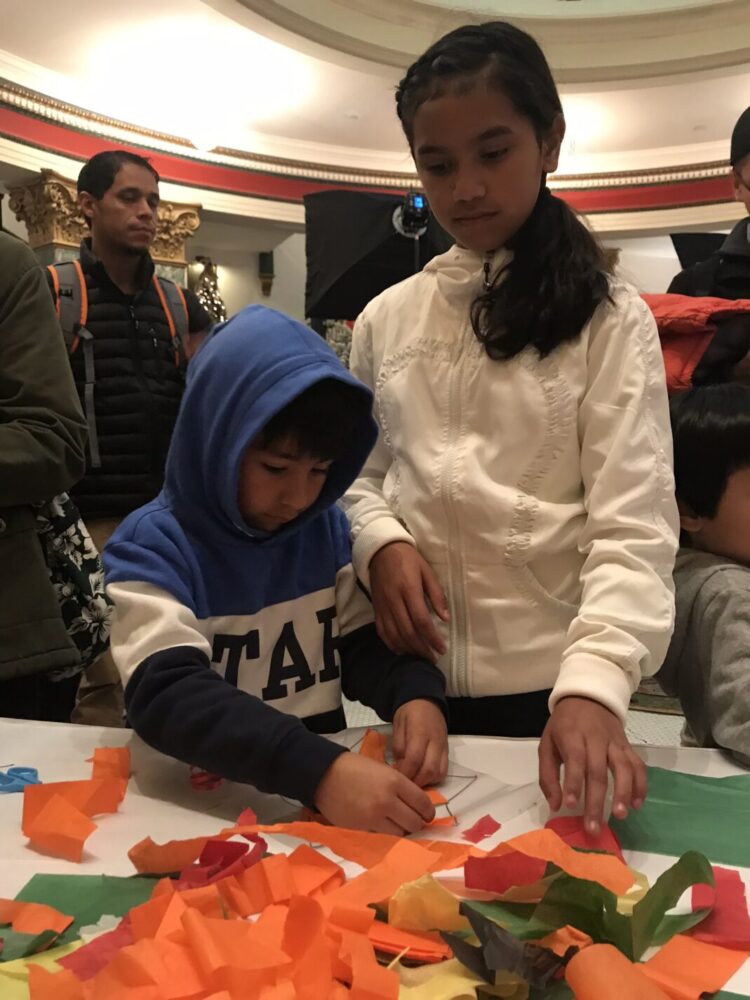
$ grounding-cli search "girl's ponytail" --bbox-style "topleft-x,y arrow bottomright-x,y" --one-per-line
471,185 -> 611,360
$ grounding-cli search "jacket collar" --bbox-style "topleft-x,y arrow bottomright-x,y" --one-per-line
79,237 -> 155,293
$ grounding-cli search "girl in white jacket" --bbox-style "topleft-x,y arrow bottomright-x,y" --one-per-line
344,21 -> 679,834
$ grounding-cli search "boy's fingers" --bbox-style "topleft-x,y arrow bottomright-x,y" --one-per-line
609,744 -> 634,819
395,732 -> 427,781
391,713 -> 407,761
538,734 -> 563,809
632,751 -> 648,808
413,738 -> 446,787
560,737 -> 586,810
397,777 -> 436,823
582,739 -> 608,835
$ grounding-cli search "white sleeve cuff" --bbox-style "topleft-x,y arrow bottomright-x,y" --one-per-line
549,653 -> 636,724
351,517 -> 415,590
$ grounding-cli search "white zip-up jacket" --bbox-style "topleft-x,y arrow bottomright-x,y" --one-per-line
344,244 -> 679,722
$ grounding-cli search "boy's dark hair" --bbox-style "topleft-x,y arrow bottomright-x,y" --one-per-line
257,378 -> 370,461
670,384 -> 750,517
396,21 -> 610,362
77,150 -> 160,203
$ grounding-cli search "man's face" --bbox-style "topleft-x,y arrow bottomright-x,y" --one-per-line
79,162 -> 160,254
732,154 -> 750,215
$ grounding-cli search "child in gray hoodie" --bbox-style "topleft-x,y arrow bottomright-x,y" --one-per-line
658,383 -> 750,763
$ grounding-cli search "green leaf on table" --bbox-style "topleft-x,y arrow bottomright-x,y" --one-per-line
533,875 -> 633,956
463,900 -> 553,941
631,850 -> 714,957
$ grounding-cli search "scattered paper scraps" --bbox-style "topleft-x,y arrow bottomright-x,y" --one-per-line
690,864 -> 750,949
642,934 -> 750,999
462,815 -> 502,844
544,816 -> 624,862
565,943 -> 672,999
21,747 -> 130,863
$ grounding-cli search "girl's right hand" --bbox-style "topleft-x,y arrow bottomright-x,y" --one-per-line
314,752 -> 435,834
369,541 -> 450,662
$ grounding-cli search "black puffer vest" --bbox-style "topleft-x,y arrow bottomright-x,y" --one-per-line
64,240 -> 185,518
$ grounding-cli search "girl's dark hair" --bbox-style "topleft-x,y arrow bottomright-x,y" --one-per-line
258,378 -> 370,461
670,384 -> 750,518
396,21 -> 610,361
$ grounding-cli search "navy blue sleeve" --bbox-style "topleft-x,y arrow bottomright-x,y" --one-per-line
125,646 -> 346,808
339,623 -> 448,721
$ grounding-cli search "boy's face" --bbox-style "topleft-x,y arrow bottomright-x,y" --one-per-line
237,435 -> 333,532
681,466 -> 750,565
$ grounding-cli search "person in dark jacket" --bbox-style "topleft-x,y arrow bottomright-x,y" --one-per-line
668,106 -> 750,301
105,306 -> 449,831
0,231 -> 88,720
47,149 -> 212,725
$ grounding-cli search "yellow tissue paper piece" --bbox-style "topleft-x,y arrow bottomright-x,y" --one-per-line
390,875 -> 470,933
0,940 -> 82,999
396,958 -> 529,999
616,870 -> 650,916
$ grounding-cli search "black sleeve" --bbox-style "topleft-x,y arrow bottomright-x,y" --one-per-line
125,646 -> 346,808
339,623 -> 448,722
182,288 -> 213,333
667,268 -> 693,295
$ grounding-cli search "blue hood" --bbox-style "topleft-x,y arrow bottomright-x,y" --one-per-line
164,305 -> 376,540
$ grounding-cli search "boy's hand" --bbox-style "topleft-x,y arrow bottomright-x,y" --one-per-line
392,699 -> 449,787
314,753 -> 435,834
369,542 -> 449,662
539,696 -> 647,836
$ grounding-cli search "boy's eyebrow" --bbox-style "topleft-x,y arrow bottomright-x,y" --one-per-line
267,448 -> 333,463
416,125 -> 515,157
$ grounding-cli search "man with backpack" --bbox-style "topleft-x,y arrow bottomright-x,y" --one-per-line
47,149 -> 212,725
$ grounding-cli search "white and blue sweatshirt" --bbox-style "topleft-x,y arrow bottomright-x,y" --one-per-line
104,306 -> 446,806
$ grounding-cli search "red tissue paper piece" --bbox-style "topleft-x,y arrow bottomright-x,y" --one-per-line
461,815 -> 501,844
190,767 -> 225,792
464,850 -> 546,894
175,836 -> 267,889
545,816 -> 625,862
59,920 -> 134,981
691,865 -> 750,949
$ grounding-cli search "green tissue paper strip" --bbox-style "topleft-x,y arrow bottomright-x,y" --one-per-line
611,767 -> 750,867
14,873 -> 160,945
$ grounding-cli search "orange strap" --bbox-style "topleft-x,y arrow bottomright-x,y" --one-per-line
47,265 -> 60,317
152,276 -> 180,366
174,283 -> 189,328
72,260 -> 88,328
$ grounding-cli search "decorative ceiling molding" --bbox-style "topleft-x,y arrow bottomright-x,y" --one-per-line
206,0 -> 750,83
0,78 -> 741,234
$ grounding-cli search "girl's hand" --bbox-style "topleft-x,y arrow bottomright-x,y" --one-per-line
392,699 -> 449,787
538,696 -> 647,835
314,752 -> 435,834
369,542 -> 449,662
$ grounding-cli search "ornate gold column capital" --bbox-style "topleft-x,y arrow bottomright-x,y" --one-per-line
7,169 -> 202,267
8,170 -> 83,249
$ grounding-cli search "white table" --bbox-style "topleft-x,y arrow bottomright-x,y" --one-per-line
1,718 -> 748,994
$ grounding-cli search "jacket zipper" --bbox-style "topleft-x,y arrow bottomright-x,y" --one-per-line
129,303 -> 159,473
440,321 -> 472,697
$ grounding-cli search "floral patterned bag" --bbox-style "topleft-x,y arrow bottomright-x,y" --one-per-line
34,493 -> 113,680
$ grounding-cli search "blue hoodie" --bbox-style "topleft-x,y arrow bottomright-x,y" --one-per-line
104,306 -> 445,805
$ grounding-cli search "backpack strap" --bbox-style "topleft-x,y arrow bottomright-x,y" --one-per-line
48,261 -> 100,467
153,275 -> 189,367
47,260 -> 87,354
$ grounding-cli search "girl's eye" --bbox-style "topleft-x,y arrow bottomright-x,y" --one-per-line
262,463 -> 287,475
481,147 -> 509,161
312,467 -> 330,477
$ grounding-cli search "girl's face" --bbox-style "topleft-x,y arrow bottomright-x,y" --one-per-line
411,81 -> 563,253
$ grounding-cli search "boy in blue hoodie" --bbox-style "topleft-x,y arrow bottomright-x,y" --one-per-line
104,306 -> 448,833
